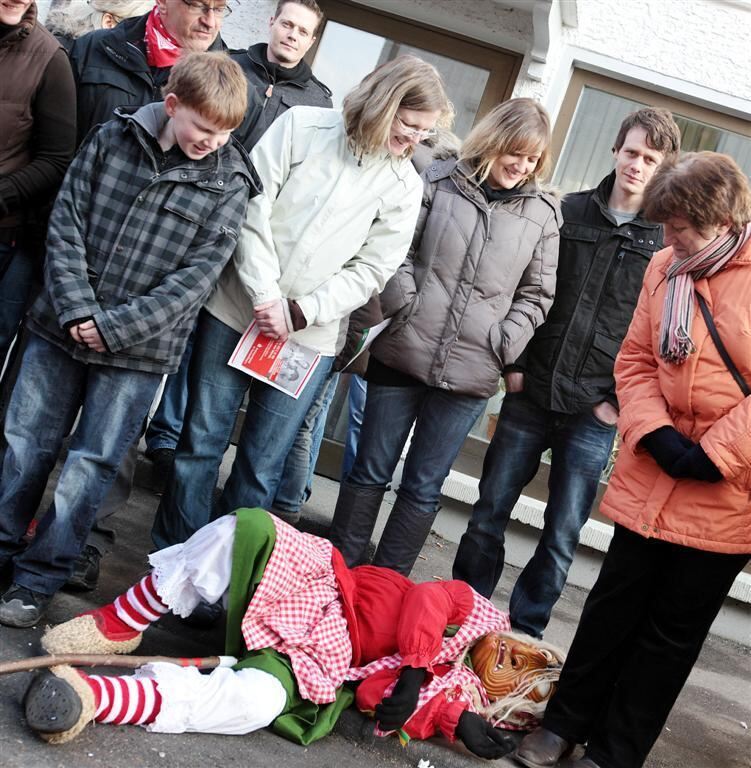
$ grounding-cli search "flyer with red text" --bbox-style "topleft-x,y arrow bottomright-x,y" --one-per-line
228,321 -> 321,399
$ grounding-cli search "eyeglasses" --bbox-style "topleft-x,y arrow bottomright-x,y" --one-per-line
394,113 -> 437,140
180,0 -> 232,17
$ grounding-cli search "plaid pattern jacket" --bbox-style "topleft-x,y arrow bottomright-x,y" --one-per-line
28,102 -> 259,374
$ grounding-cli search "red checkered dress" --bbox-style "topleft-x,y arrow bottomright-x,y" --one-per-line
240,516 -> 353,704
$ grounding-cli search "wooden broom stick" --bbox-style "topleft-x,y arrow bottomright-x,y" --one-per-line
0,654 -> 238,676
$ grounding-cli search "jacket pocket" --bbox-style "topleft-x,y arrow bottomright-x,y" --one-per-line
78,67 -> 140,96
388,292 -> 422,333
560,222 -> 599,244
162,184 -> 219,226
280,91 -> 319,109
579,331 -> 621,397
489,322 -> 503,366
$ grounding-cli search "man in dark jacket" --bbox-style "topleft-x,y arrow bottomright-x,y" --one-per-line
230,0 -> 332,149
453,108 -> 682,639
63,0 -> 235,591
68,0 -> 229,141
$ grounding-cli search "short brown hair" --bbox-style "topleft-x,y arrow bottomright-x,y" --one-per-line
643,151 -> 751,232
459,98 -> 552,184
613,107 -> 681,159
162,52 -> 248,131
274,0 -> 323,33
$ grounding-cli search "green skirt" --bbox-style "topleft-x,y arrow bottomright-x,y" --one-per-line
224,508 -> 354,745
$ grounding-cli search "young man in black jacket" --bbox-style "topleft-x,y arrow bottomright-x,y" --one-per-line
453,108 -> 681,639
230,0 -> 332,149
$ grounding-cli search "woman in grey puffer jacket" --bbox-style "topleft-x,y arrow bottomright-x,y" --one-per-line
330,98 -> 561,576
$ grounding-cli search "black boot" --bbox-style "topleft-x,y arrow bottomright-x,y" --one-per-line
372,495 -> 437,576
328,480 -> 386,566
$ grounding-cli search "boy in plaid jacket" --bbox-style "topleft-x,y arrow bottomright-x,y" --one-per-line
0,52 -> 259,628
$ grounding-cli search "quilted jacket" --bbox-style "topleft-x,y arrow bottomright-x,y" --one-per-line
373,157 -> 561,398
602,239 -> 751,554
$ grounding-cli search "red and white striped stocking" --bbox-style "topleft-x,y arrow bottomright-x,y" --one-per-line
83,672 -> 163,725
80,573 -> 170,641
114,573 -> 170,632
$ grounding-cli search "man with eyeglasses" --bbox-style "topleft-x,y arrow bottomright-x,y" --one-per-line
231,0 -> 332,149
59,0 -> 255,594
68,0 -> 233,144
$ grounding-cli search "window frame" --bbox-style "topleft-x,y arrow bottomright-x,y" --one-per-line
551,68 -> 751,171
313,0 -> 522,121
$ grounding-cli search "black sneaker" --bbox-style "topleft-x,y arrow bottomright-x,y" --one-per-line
64,545 -> 101,592
147,448 -> 175,495
0,583 -> 53,627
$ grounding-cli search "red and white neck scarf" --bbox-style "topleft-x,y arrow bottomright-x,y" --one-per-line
144,6 -> 181,68
659,222 -> 751,364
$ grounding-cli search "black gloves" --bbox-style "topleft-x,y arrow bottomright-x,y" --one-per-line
640,426 -> 722,482
456,710 -> 515,759
375,666 -> 426,731
671,444 -> 723,482
640,426 -> 695,475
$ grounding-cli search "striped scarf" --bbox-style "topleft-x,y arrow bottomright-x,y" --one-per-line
659,222 -> 751,364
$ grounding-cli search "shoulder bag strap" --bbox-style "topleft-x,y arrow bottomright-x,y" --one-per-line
695,291 -> 751,397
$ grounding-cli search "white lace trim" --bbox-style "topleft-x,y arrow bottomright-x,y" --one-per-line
148,515 -> 236,617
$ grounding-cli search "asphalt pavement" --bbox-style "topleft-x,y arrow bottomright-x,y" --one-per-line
0,453 -> 748,768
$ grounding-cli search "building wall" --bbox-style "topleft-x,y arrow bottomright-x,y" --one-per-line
223,0 -> 277,49
222,0 -> 751,116
515,0 -> 751,108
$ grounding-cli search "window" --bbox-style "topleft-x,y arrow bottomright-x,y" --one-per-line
552,70 -> 751,194
313,0 -> 521,138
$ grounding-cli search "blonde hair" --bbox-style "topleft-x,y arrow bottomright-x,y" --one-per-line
46,0 -> 153,38
162,52 -> 248,131
643,151 -> 751,233
459,98 -> 552,185
342,55 -> 453,158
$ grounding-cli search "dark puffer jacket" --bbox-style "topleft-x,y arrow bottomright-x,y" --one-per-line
517,171 -> 663,413
372,158 -> 561,398
231,43 -> 332,150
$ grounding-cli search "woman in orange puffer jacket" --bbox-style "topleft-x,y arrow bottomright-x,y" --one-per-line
515,151 -> 751,768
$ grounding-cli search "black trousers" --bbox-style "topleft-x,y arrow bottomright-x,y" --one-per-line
543,523 -> 748,768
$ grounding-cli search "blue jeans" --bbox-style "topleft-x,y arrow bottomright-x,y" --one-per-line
273,371 -> 340,518
0,333 -> 160,594
347,382 -> 485,564
342,373 -> 367,478
144,325 -> 196,453
152,311 -> 334,549
0,242 -> 35,374
453,391 -> 616,638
